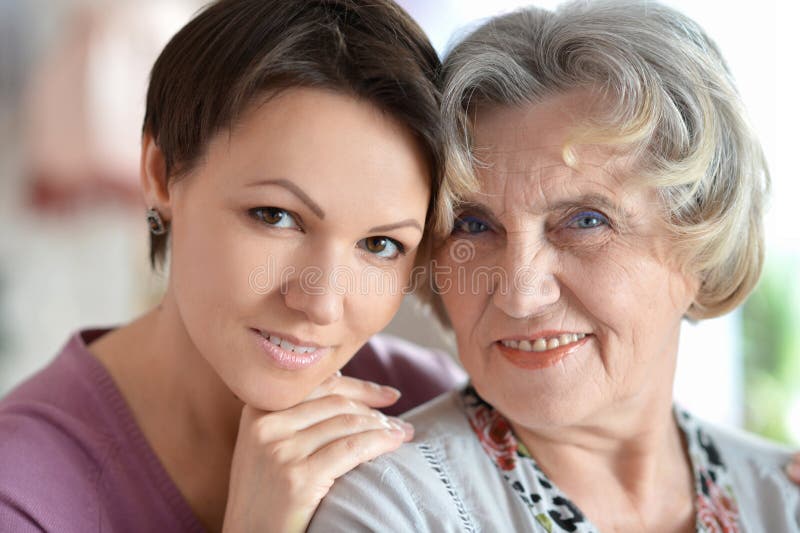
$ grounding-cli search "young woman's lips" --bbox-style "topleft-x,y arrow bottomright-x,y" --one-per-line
251,328 -> 330,370
495,333 -> 590,370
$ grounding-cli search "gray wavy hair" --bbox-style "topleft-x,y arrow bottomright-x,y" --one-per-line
440,0 -> 769,320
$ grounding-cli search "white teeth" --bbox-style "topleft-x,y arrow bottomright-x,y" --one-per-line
502,333 -> 588,353
263,332 -> 317,354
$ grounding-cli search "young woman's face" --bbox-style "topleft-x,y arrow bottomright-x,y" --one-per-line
165,88 -> 430,410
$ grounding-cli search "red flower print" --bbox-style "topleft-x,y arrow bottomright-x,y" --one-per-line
696,469 -> 740,533
466,404 -> 518,471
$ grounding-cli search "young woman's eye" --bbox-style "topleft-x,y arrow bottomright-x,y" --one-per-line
566,211 -> 609,230
249,207 -> 300,229
358,236 -> 405,259
453,215 -> 490,235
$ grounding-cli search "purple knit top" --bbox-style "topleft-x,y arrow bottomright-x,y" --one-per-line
0,328 -> 465,532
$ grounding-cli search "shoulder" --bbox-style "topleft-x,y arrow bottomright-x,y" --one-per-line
0,329 -> 117,531
699,417 -> 794,471
0,403 -> 110,531
310,390 -> 484,533
692,416 -> 800,530
342,334 -> 466,415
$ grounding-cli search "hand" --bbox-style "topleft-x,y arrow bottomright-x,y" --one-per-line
787,453 -> 800,485
221,373 -> 414,533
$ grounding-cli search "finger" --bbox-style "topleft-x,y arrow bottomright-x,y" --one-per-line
307,425 -> 414,482
252,394 -> 375,439
307,373 -> 401,407
289,412 -> 413,459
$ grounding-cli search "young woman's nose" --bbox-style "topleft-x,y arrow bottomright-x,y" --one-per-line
280,245 -> 350,325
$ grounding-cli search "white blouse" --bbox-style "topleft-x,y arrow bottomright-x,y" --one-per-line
309,387 -> 800,532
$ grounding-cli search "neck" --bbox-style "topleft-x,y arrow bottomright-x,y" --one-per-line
91,285 -> 244,531
133,292 -> 243,449
513,392 -> 695,531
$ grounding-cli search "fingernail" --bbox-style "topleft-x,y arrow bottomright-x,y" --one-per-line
786,461 -> 800,481
389,418 -> 414,435
382,386 -> 401,399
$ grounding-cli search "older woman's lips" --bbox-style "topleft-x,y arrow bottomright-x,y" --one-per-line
496,333 -> 589,370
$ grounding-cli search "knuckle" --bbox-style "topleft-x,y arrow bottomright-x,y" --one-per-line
282,462 -> 310,494
320,374 -> 338,392
328,394 -> 359,412
264,440 -> 293,464
342,435 -> 368,459
340,413 -> 365,429
251,413 -> 283,442
250,421 -> 272,445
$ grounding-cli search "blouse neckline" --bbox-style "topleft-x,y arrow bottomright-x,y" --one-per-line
460,385 -> 741,532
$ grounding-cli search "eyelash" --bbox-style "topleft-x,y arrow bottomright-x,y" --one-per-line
452,214 -> 491,235
565,210 -> 610,230
357,237 -> 406,260
248,207 -> 406,260
248,207 -> 302,230
452,209 -> 610,237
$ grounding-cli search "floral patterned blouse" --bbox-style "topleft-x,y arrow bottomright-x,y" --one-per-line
311,386 -> 799,533
462,385 -> 739,532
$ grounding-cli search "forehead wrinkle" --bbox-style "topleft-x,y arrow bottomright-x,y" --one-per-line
475,142 -> 651,226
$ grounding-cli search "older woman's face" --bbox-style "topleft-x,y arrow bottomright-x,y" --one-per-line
437,93 -> 698,428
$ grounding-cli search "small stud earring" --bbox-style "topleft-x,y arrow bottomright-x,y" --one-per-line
146,208 -> 167,235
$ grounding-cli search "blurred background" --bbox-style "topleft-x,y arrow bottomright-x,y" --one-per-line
0,0 -> 797,444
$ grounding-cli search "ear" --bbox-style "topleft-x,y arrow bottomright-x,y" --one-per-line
140,132 -> 172,219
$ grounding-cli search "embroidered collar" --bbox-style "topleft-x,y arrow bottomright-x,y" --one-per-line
460,385 -> 741,533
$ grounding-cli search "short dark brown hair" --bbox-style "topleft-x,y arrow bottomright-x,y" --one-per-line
143,0 -> 446,269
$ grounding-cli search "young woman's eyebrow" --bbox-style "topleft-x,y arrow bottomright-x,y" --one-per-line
246,178 -> 325,219
368,219 -> 422,234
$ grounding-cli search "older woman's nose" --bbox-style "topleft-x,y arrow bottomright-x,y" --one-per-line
490,236 -> 560,319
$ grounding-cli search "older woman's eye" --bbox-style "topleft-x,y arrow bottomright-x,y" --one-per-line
567,211 -> 609,230
248,207 -> 300,229
358,236 -> 405,259
453,215 -> 490,235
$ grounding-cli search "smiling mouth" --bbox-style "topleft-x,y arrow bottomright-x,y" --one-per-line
496,333 -> 590,370
500,333 -> 587,352
254,329 -> 324,355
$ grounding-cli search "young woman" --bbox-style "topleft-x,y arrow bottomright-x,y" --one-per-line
0,1 -> 465,532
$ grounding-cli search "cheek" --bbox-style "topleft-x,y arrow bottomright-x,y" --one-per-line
564,247 -> 688,355
170,205 -> 274,336
435,255 -> 484,343
344,272 -> 407,343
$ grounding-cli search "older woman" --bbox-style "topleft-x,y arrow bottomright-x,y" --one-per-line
310,1 -> 799,531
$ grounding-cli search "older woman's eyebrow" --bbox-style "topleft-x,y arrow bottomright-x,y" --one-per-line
547,193 -> 628,217
245,178 -> 325,219
454,200 -> 504,226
